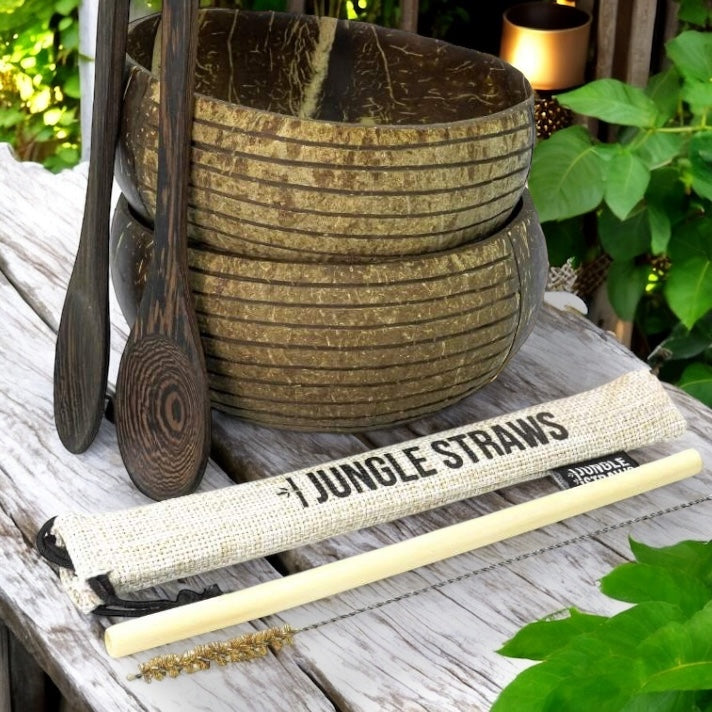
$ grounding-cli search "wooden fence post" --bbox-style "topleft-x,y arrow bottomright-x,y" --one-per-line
400,0 -> 419,32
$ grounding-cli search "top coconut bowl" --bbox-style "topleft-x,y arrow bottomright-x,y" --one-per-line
116,9 -> 534,261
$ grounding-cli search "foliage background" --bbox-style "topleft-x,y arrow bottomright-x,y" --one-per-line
0,0 -> 478,172
527,3 -> 712,408
0,0 -> 82,171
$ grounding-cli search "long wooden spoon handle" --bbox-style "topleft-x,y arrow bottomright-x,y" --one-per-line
53,0 -> 130,453
115,1 -> 210,500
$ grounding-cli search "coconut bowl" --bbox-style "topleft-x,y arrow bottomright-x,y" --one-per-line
116,9 -> 535,262
110,191 -> 547,432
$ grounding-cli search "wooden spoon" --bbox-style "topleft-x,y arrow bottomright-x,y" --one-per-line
53,0 -> 131,453
114,0 -> 210,500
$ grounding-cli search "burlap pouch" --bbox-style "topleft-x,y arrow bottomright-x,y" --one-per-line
44,370 -> 686,612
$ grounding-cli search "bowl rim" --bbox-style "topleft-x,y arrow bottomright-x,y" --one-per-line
126,8 -> 534,132
115,189 -> 535,271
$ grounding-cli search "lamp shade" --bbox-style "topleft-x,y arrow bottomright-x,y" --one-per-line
500,2 -> 591,91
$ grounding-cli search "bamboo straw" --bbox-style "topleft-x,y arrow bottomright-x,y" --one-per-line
105,449 -> 702,658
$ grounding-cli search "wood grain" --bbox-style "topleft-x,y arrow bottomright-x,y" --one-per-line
53,0 -> 130,453
0,238 -> 334,711
115,1 -> 211,500
2,145 -> 712,710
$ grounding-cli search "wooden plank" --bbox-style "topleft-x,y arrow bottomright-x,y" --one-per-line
662,0 -> 680,44
595,0 -> 619,79
626,0 -> 658,85
400,0 -> 418,32
0,149 -> 335,711
209,305 -> 712,711
8,629 -> 48,712
0,624 -> 9,712
3,146 -> 712,709
595,0 -> 659,86
0,270 -> 335,712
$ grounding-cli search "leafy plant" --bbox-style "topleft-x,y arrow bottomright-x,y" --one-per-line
0,0 -> 82,171
528,26 -> 712,407
493,538 -> 712,711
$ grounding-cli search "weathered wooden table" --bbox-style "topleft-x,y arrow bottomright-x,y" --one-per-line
0,143 -> 710,711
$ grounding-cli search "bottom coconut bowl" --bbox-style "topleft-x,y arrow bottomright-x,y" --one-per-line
110,193 -> 547,431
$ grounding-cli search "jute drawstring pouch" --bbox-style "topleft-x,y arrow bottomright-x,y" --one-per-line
40,370 -> 686,614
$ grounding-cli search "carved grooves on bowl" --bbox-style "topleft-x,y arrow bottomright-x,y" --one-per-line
118,9 -> 535,261
110,194 -> 544,431
123,111 -> 533,260
184,235 -> 520,430
115,10 -> 542,430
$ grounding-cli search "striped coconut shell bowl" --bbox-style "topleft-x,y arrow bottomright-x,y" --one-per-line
115,9 -> 535,262
110,192 -> 547,432
111,9 -> 546,431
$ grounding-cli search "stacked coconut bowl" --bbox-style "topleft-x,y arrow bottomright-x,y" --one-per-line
110,9 -> 547,432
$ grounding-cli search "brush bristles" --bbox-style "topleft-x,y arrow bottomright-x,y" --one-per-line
129,625 -> 295,682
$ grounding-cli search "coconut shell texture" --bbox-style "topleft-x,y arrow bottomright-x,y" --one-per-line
115,10 -> 535,262
110,192 -> 547,431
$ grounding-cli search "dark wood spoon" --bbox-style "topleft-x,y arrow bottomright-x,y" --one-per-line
114,0 -> 210,500
53,0 -> 131,453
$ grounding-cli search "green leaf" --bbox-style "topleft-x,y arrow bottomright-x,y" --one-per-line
630,540 -> 712,585
651,334 -> 702,365
681,81 -> 712,117
666,218 -> 712,328
639,604 -> 712,692
607,259 -> 651,320
61,72 -> 80,99
557,79 -> 660,128
646,167 -> 689,230
541,217 -> 588,267
0,107 -> 26,128
54,0 -> 79,14
651,316 -> 712,362
666,31 -> 712,84
498,609 -> 607,661
0,0 -> 51,33
59,21 -> 79,52
647,662 -> 712,693
633,131 -> 685,170
601,562 -> 712,615
542,669 -> 641,712
598,206 -> 651,260
494,541 -> 712,712
529,125 -> 606,222
645,69 -> 682,125
678,363 -> 712,408
648,202 -> 672,254
621,690 -> 700,712
595,602 -> 687,658
491,666 -> 565,711
690,132 -> 712,202
677,0 -> 712,26
604,150 -> 651,220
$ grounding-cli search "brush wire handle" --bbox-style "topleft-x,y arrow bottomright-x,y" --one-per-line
53,0 -> 130,453
115,0 -> 210,500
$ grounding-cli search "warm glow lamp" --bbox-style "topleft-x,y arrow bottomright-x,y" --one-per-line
500,2 -> 592,91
